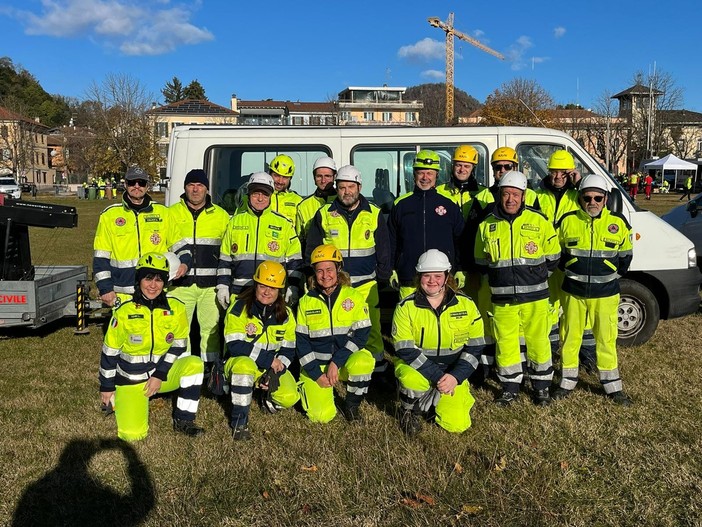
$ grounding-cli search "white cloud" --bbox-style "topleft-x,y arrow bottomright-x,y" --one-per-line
473,29 -> 485,38
421,69 -> 445,80
5,0 -> 213,56
554,26 -> 566,38
505,35 -> 534,70
398,38 -> 444,62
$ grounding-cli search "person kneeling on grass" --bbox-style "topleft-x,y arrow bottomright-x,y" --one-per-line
223,261 -> 300,440
296,244 -> 374,423
391,249 -> 485,436
99,252 -> 205,441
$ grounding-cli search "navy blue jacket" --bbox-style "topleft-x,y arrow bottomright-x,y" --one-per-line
388,187 -> 464,284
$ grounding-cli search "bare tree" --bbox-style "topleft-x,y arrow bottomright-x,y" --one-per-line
480,78 -> 555,127
581,90 -> 629,174
84,73 -> 160,176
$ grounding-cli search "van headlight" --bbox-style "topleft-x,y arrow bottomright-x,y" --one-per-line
688,247 -> 697,268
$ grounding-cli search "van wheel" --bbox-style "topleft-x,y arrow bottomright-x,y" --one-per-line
617,279 -> 660,346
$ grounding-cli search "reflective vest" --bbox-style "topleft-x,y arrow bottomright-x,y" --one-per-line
93,195 -> 170,296
296,193 -> 336,238
314,197 -> 383,286
535,184 -> 580,225
217,207 -> 303,294
223,298 -> 296,370
296,285 -> 371,380
556,207 -> 633,298
169,195 -> 230,288
686,176 -> 693,190
99,295 -> 188,391
629,174 -> 639,185
475,207 -> 560,304
436,180 -> 485,219
392,289 -> 484,384
271,189 -> 303,228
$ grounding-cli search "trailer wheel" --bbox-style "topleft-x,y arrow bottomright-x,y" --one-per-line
617,279 -> 660,346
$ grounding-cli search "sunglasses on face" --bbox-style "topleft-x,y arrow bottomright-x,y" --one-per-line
127,179 -> 148,187
582,195 -> 604,203
493,163 -> 513,171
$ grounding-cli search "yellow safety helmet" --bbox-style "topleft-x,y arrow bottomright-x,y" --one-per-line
547,149 -> 575,170
453,145 -> 479,165
135,252 -> 170,283
269,154 -> 295,177
413,150 -> 441,170
253,260 -> 287,289
491,147 -> 518,165
136,252 -> 170,274
310,244 -> 343,265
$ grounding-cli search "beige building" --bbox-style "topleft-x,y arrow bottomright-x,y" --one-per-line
0,106 -> 55,187
337,86 -> 422,126
233,98 -> 337,126
147,99 -> 239,179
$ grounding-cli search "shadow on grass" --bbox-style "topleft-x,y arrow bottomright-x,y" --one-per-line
11,438 -> 154,527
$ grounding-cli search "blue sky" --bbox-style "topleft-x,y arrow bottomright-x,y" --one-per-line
2,0 -> 701,114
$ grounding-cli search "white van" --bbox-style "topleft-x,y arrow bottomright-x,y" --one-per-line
164,125 -> 702,346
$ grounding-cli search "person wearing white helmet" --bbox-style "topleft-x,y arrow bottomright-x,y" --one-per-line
391,249 -> 484,436
295,156 -> 338,246
474,171 -> 560,407
554,174 -> 633,405
305,165 -> 393,380
216,172 -> 304,309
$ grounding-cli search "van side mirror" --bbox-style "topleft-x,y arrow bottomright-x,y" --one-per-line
607,187 -> 622,214
687,201 -> 698,217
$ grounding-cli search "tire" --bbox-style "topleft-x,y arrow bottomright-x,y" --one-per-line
617,279 -> 660,347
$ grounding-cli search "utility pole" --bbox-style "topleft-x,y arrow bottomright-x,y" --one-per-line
428,12 -> 504,125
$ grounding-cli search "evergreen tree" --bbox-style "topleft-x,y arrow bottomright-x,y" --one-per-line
183,80 -> 207,101
161,76 -> 185,104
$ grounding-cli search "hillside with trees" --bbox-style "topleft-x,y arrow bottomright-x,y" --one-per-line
405,83 -> 481,126
0,57 -> 70,127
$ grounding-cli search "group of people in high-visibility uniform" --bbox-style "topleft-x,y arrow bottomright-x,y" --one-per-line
96,147 -> 634,442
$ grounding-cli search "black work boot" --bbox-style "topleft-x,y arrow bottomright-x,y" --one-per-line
552,387 -> 573,400
342,394 -> 364,423
172,419 -> 205,437
532,388 -> 552,407
495,390 -> 518,407
400,408 -> 422,437
608,391 -> 632,407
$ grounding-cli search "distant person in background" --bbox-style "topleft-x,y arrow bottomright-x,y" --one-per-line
628,172 -> 639,200
661,179 -> 670,194
680,174 -> 693,201
644,173 -> 653,200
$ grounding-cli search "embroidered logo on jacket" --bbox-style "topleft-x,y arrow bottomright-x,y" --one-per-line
524,241 -> 538,254
245,323 -> 258,337
608,223 -> 619,234
268,241 -> 280,252
115,217 -> 126,226
435,205 -> 447,216
150,233 -> 161,245
341,298 -> 355,311
165,332 -> 174,344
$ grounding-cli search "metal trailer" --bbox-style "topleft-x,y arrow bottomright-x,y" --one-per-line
0,265 -> 90,328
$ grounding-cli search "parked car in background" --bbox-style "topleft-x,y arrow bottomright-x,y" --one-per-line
0,176 -> 21,199
20,181 -> 37,197
662,193 -> 702,269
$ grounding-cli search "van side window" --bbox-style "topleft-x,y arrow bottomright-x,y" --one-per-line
206,145 -> 330,211
352,144 -> 488,206
516,143 -> 590,189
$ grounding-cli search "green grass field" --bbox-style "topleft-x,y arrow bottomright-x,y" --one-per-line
1,192 -> 701,526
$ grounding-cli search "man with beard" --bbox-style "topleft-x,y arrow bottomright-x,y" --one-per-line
305,165 -> 392,377
554,174 -> 633,405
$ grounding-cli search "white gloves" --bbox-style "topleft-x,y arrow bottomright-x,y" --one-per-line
216,284 -> 231,309
285,286 -> 299,306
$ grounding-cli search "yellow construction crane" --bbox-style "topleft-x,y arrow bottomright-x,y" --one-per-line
428,13 -> 504,125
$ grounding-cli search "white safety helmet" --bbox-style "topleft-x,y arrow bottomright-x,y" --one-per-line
312,156 -> 337,173
415,249 -> 452,273
579,174 -> 609,194
247,172 -> 275,193
164,252 -> 182,281
335,165 -> 362,184
498,170 -> 528,191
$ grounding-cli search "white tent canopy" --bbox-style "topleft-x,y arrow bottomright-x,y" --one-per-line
644,154 -> 698,188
